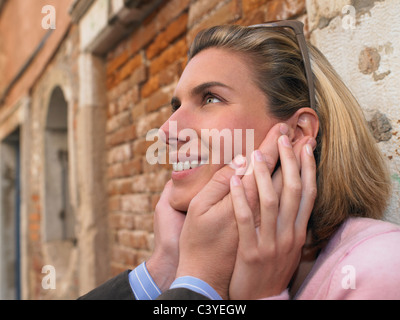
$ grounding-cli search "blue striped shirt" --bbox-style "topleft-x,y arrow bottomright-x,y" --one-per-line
128,262 -> 222,300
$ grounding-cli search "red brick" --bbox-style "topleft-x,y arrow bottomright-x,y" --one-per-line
117,54 -> 143,83
29,213 -> 41,222
117,229 -> 150,250
121,157 -> 142,177
147,170 -> 171,192
187,0 -> 241,44
146,13 -> 188,60
109,212 -> 122,228
128,64 -> 147,87
141,74 -> 160,99
107,50 -> 129,76
121,214 -> 136,230
113,87 -> 138,114
121,193 -> 150,213
107,163 -> 122,179
119,178 -> 134,194
131,174 -> 149,193
112,245 -> 136,265
107,180 -> 120,196
29,233 -> 40,242
107,143 -> 132,165
131,100 -> 146,120
134,214 -> 154,233
129,20 -> 159,55
131,230 -> 150,249
188,0 -> 223,27
146,88 -> 172,113
151,0 -> 190,34
158,60 -> 182,86
132,138 -> 154,156
108,196 -> 121,212
107,101 -> 117,118
149,38 -> 188,76
106,110 -> 132,134
136,112 -> 162,137
29,223 -> 40,232
106,125 -> 137,147
107,158 -> 142,179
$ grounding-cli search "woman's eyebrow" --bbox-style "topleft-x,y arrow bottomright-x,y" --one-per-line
190,81 -> 233,96
170,81 -> 233,107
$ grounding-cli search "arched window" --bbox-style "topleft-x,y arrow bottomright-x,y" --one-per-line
43,86 -> 75,242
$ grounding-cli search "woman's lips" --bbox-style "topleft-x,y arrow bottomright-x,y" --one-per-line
171,160 -> 207,180
172,159 -> 208,171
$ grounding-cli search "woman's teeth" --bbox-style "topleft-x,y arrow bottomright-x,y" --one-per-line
172,160 -> 206,172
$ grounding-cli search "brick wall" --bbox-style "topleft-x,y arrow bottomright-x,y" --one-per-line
105,0 -> 306,275
28,23 -> 80,299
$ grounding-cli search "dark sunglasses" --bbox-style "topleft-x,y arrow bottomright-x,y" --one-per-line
249,20 -> 316,111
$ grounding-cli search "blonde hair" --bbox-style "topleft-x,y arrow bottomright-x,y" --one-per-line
189,24 -> 392,247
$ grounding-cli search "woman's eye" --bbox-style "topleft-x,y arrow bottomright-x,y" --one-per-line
204,95 -> 222,105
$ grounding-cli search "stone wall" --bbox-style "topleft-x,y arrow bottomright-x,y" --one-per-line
307,0 -> 400,224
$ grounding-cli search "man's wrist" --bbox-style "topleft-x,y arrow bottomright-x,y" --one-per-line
128,262 -> 161,300
146,251 -> 178,292
169,276 -> 222,300
176,266 -> 230,300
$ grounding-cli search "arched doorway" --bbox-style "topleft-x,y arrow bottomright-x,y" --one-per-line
41,86 -> 78,298
43,86 -> 75,243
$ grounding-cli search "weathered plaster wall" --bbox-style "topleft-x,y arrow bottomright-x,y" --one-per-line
307,0 -> 400,223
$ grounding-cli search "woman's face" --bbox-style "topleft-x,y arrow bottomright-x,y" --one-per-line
160,48 -> 278,211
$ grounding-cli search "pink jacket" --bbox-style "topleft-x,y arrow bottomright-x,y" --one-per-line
266,217 -> 400,300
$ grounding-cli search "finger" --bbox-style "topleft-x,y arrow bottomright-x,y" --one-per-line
230,175 -> 258,249
255,122 -> 289,174
158,180 -> 176,211
240,123 -> 288,226
190,155 -> 246,213
277,135 -> 302,234
271,135 -> 314,200
252,150 -> 279,245
295,142 -> 317,234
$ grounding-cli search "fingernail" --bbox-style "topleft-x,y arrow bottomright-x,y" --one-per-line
279,135 -> 292,147
254,150 -> 264,162
231,154 -> 246,169
305,144 -> 314,156
307,137 -> 317,150
231,175 -> 241,187
280,123 -> 289,135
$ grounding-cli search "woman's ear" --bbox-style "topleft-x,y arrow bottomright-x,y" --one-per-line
286,108 -> 319,145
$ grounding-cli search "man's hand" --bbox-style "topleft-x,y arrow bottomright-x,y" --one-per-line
146,180 -> 186,292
